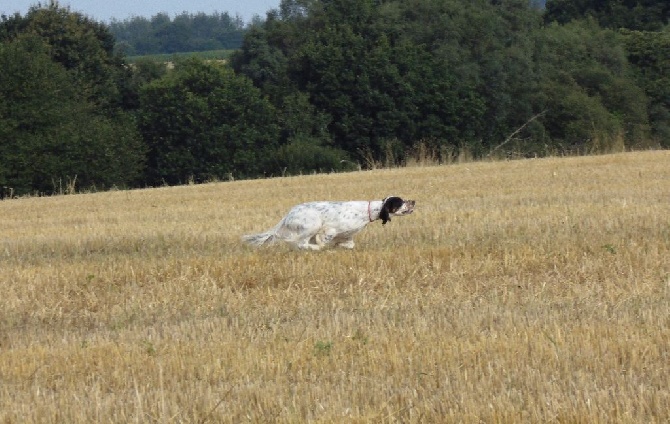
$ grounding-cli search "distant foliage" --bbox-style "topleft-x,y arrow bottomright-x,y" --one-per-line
533,20 -> 650,151
621,29 -> 670,146
545,0 -> 669,31
138,58 -> 280,184
233,0 -> 663,161
1,1 -> 668,195
545,0 -> 669,147
0,3 -> 145,195
275,135 -> 350,175
110,12 -> 246,56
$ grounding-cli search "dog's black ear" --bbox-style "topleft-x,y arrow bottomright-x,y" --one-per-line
380,196 -> 403,225
379,206 -> 391,225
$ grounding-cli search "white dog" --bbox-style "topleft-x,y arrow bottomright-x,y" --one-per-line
242,196 -> 415,250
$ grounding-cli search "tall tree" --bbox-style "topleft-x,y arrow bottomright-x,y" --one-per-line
231,13 -> 347,171
622,29 -> 670,145
0,1 -> 129,110
0,2 -> 145,194
235,0 -> 545,159
109,11 -> 246,56
545,0 -> 670,31
533,20 -> 650,150
138,58 -> 280,184
0,35 -> 144,194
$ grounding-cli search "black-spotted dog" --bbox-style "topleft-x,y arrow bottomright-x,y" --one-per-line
242,196 -> 416,250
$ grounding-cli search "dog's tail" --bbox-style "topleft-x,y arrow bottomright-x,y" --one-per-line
241,225 -> 280,247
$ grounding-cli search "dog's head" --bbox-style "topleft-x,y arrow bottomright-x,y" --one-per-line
379,196 -> 415,225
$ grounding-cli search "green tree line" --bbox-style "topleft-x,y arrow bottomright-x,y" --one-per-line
1,0 -> 668,196
109,11 -> 247,56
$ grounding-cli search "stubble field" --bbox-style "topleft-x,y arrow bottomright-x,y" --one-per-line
1,151 -> 669,423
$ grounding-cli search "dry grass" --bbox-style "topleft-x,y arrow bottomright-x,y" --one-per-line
1,151 -> 669,423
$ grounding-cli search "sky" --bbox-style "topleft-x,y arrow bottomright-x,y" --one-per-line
1,0 -> 282,23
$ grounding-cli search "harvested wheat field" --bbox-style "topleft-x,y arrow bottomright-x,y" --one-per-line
1,151 -> 669,423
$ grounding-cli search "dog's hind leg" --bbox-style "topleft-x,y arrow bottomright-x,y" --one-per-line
315,228 -> 339,248
297,237 -> 322,250
280,211 -> 327,250
291,227 -> 324,250
337,238 -> 355,249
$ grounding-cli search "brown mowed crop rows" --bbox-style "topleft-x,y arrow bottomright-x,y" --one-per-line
1,151 -> 669,422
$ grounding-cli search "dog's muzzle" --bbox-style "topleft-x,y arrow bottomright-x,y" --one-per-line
402,200 -> 416,214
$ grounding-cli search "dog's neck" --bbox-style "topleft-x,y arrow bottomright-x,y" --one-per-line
367,200 -> 384,223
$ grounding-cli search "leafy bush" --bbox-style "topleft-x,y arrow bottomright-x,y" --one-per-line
138,58 -> 279,185
274,136 -> 351,175
0,35 -> 144,195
